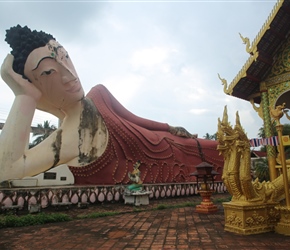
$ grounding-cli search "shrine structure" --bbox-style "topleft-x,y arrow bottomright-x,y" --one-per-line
218,0 -> 290,235
220,0 -> 290,182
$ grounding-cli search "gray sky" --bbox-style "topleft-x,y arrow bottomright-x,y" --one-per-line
0,0 -> 278,140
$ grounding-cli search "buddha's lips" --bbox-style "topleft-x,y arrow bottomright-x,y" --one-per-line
65,79 -> 82,93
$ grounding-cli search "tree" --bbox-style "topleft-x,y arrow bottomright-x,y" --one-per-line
29,121 -> 57,148
203,133 -> 217,140
253,157 -> 270,182
258,123 -> 290,138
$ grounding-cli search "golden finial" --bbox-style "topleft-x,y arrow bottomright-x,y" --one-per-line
239,33 -> 258,59
218,73 -> 233,95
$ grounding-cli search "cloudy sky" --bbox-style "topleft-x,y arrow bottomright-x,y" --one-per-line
0,0 -> 277,141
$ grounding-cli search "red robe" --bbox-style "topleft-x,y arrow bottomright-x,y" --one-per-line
69,84 -> 223,185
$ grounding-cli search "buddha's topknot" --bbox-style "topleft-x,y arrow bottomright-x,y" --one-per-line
5,25 -> 55,78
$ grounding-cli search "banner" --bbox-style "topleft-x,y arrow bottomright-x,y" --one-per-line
249,136 -> 279,147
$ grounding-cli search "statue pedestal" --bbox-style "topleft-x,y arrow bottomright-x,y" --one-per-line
195,190 -> 218,214
275,205 -> 290,235
223,201 -> 280,235
124,191 -> 151,206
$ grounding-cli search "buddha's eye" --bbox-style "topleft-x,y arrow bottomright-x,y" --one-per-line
66,53 -> 69,59
41,69 -> 55,76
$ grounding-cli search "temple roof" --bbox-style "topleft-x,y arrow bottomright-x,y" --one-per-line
251,150 -> 267,158
224,0 -> 290,104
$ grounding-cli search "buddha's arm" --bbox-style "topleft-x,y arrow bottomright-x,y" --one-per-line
8,131 -> 62,179
0,54 -> 42,181
1,124 -> 81,181
0,95 -> 37,180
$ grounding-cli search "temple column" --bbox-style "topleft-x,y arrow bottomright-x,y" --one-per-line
260,82 -> 278,180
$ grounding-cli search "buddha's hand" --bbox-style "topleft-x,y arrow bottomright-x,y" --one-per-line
1,54 -> 41,101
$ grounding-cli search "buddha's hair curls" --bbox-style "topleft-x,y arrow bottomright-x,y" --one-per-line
5,25 -> 55,79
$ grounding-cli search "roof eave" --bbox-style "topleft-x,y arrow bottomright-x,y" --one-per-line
223,0 -> 284,101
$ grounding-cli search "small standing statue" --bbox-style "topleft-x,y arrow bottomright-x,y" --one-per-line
127,160 -> 143,192
124,160 -> 152,205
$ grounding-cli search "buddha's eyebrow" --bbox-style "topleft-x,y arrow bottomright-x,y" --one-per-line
32,57 -> 54,71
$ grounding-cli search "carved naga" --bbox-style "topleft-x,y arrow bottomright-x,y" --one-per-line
217,106 -> 290,204
239,33 -> 257,56
218,73 -> 233,95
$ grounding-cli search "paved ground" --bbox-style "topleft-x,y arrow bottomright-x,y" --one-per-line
1,195 -> 290,250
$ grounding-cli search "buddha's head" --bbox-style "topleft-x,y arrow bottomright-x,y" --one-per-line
5,25 -> 84,115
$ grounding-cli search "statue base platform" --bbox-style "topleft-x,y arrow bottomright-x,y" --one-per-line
124,191 -> 152,206
195,190 -> 218,214
275,205 -> 290,236
223,201 -> 280,235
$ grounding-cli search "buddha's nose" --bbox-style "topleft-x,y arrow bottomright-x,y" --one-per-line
61,65 -> 77,84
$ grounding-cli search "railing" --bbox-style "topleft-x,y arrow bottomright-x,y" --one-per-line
0,182 -> 227,210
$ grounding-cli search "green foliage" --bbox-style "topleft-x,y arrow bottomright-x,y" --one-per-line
0,213 -> 71,228
253,158 -> 270,182
133,207 -> 141,212
258,123 -> 290,138
156,204 -> 167,210
213,196 -> 232,203
76,211 -> 119,219
156,202 -> 196,210
156,198 -> 229,210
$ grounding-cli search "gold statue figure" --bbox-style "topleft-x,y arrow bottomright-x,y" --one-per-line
217,106 -> 290,204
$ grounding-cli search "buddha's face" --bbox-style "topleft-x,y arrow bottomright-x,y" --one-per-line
24,40 -> 84,112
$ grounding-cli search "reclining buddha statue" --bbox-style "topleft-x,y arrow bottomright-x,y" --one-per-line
0,25 -> 223,185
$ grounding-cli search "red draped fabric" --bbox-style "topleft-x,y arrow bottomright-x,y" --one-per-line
69,85 -> 223,185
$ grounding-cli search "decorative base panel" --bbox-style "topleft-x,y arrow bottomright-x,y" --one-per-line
124,192 -> 151,206
223,202 -> 280,235
275,205 -> 290,236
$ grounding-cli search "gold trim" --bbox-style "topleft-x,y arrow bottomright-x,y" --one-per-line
266,72 -> 290,87
226,0 -> 283,94
250,99 -> 263,119
260,81 -> 267,92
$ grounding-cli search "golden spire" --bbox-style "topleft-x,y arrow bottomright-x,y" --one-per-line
222,105 -> 228,124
